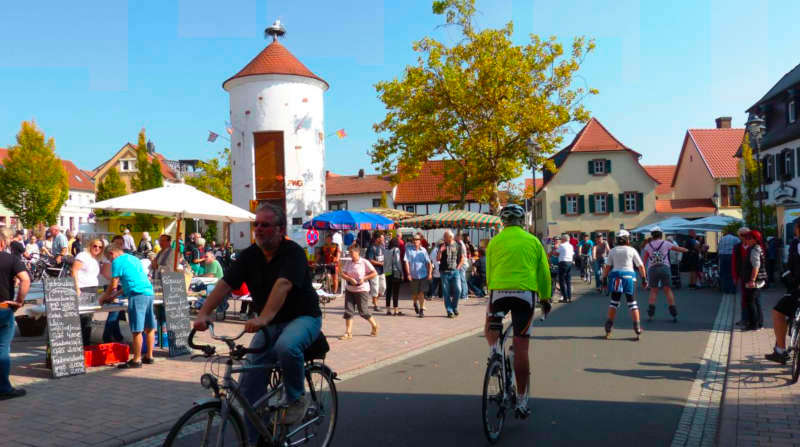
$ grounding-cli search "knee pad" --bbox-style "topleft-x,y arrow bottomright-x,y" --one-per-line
669,305 -> 678,317
609,293 -> 621,309
647,304 -> 655,317
626,294 -> 638,310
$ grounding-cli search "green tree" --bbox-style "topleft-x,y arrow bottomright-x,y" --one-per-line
739,133 -> 776,234
0,121 -> 69,227
379,191 -> 388,208
371,0 -> 596,212
94,167 -> 127,217
129,129 -> 164,230
186,148 -> 232,202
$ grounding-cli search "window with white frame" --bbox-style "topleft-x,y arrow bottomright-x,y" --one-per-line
624,192 -> 637,212
328,200 -> 347,210
566,195 -> 578,215
405,205 -> 415,213
593,159 -> 605,175
594,194 -> 607,213
789,100 -> 797,124
120,159 -> 136,172
372,198 -> 381,207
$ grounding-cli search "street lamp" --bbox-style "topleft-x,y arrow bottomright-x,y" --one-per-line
746,115 -> 767,230
527,138 -> 539,235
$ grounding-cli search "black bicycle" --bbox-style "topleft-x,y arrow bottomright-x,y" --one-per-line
164,324 -> 338,447
788,302 -> 800,384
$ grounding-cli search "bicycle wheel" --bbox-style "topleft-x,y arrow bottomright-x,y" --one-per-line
163,401 -> 247,447
791,315 -> 800,384
482,355 -> 506,444
296,364 -> 339,447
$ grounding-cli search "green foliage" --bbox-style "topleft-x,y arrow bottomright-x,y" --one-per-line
186,148 -> 232,202
203,223 -> 218,243
371,0 -> 596,212
739,134 -> 776,234
0,121 -> 69,227
95,166 -> 127,217
379,191 -> 388,208
721,220 -> 743,236
129,129 -> 164,229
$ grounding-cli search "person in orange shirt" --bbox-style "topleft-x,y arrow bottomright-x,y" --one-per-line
317,233 -> 341,293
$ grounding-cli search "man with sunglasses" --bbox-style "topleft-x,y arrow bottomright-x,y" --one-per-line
193,203 -> 322,440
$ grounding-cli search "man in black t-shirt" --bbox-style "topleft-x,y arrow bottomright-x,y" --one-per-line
0,228 -> 31,400
193,204 -> 322,438
9,231 -> 26,261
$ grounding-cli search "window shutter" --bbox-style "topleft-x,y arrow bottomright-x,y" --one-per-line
636,192 -> 644,211
789,150 -> 795,178
796,148 -> 800,176
560,195 -> 567,215
588,160 -> 594,175
605,159 -> 612,174
777,152 -> 785,179
588,194 -> 595,213
578,195 -> 585,214
608,194 -> 614,213
770,154 -> 777,183
720,185 -> 729,207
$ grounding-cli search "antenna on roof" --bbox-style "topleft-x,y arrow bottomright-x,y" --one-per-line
265,19 -> 286,42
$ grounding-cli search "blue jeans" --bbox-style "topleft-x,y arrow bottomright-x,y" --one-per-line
468,275 -> 485,297
558,261 -> 573,300
242,315 -> 322,442
102,311 -> 124,343
0,309 -> 15,393
427,277 -> 442,298
441,270 -> 462,314
719,254 -> 736,294
459,269 -> 468,299
593,259 -> 604,287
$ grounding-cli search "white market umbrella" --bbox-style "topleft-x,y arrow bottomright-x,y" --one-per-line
93,182 -> 255,268
673,215 -> 742,232
631,217 -> 692,234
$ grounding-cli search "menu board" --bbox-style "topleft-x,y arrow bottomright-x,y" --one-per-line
161,272 -> 191,357
44,278 -> 86,378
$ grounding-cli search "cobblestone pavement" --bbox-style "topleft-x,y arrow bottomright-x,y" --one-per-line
719,287 -> 800,447
2,289 -> 491,447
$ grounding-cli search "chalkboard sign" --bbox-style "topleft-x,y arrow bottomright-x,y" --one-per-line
161,272 -> 191,357
43,278 -> 86,378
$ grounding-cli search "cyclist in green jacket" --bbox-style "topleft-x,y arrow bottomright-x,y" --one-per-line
485,204 -> 552,418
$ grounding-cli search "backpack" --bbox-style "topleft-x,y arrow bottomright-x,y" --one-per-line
648,241 -> 667,267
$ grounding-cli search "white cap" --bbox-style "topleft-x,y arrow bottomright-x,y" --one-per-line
651,226 -> 662,233
617,229 -> 630,238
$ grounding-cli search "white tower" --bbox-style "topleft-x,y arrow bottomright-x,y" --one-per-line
223,20 -> 329,249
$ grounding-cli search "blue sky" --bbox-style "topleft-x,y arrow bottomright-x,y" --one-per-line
0,0 -> 797,180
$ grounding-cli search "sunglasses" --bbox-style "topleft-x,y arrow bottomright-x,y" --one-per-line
91,244 -> 103,249
254,222 -> 279,229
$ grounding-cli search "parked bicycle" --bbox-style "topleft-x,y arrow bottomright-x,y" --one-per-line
701,261 -> 719,289
481,304 -> 546,444
164,324 -> 338,447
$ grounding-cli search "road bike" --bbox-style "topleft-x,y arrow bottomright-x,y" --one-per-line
481,303 -> 547,444
163,324 -> 338,447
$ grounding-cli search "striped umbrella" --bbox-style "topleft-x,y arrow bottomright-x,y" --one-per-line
399,210 -> 501,230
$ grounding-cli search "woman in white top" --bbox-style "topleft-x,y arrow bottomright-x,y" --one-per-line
338,243 -> 379,340
72,238 -> 104,346
601,230 -> 648,340
556,234 -> 575,302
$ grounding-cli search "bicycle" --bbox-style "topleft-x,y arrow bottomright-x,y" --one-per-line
787,299 -> 800,384
164,324 -> 338,447
482,303 -> 547,444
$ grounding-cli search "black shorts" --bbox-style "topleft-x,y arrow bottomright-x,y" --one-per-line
487,291 -> 536,337
774,293 -> 800,318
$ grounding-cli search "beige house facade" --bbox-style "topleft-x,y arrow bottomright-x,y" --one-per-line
534,118 -> 659,240
90,143 -> 178,193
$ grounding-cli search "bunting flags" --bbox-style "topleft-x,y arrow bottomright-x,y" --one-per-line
335,129 -> 347,139
207,131 -> 219,142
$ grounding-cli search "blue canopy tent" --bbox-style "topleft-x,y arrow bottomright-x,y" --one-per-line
673,215 -> 742,232
631,217 -> 692,234
302,210 -> 394,231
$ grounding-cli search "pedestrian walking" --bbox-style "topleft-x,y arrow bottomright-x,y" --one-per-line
682,230 -> 702,288
456,233 -> 470,301
557,234 -> 575,302
427,242 -> 442,299
339,243 -> 379,339
732,227 -> 751,327
739,230 -> 767,331
383,237 -> 404,315
367,233 -> 386,312
718,229 -> 740,299
405,234 -> 433,317
0,228 -> 31,401
437,230 -> 463,318
641,227 -> 688,322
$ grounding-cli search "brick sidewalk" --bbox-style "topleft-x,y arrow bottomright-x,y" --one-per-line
1,288 -> 491,447
719,288 -> 800,447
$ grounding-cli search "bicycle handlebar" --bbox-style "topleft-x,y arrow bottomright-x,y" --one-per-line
188,323 -> 270,358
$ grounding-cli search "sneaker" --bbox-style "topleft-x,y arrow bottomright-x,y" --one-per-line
447,312 -> 454,318
453,309 -> 459,317
765,350 -> 789,365
277,395 -> 309,425
418,310 -> 424,318
0,388 -> 26,401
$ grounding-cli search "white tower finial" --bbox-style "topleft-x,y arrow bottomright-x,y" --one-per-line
265,19 -> 286,42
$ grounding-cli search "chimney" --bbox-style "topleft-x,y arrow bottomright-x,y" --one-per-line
358,169 -> 365,178
715,117 -> 732,129
146,140 -> 156,154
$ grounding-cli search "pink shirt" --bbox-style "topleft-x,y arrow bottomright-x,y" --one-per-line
342,257 -> 376,293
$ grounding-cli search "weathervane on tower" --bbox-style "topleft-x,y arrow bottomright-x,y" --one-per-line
265,19 -> 286,42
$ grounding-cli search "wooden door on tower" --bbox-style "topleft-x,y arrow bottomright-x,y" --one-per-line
254,131 -> 286,204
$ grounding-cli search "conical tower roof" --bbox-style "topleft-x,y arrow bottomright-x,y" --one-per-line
223,40 -> 328,90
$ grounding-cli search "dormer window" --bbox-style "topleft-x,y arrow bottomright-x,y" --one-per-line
120,159 -> 136,172
588,159 -> 611,175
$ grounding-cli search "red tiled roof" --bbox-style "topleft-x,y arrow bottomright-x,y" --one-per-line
394,160 -> 477,204
0,148 -> 94,192
326,172 -> 393,195
643,165 -> 676,196
687,128 -> 745,178
524,178 -> 544,195
150,152 -> 178,181
655,199 -> 716,214
566,118 -> 630,152
223,40 -> 328,89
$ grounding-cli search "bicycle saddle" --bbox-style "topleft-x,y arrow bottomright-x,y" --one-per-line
304,333 -> 330,360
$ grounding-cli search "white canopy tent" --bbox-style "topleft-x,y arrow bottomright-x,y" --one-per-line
673,215 -> 742,232
92,183 -> 255,269
631,217 -> 692,234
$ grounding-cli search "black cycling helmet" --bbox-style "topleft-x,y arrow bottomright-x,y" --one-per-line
499,204 -> 525,227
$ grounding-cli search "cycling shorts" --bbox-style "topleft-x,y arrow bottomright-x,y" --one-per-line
608,270 -> 636,296
774,292 -> 800,318
487,290 -> 536,337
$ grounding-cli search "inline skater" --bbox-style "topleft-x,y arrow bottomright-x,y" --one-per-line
601,230 -> 647,340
